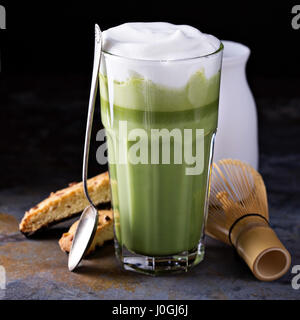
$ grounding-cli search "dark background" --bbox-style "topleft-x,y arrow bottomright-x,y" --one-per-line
0,0 -> 299,189
1,1 -> 299,79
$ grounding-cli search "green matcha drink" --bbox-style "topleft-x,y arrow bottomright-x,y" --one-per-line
100,22 -> 223,274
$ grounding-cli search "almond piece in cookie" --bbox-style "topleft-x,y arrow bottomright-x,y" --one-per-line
59,210 -> 114,255
19,172 -> 111,235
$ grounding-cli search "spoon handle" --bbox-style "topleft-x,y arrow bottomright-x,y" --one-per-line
82,24 -> 102,206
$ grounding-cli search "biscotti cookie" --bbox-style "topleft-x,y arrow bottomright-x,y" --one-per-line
19,172 -> 111,235
59,210 -> 114,255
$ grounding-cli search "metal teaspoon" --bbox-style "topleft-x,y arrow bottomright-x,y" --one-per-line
68,24 -> 102,272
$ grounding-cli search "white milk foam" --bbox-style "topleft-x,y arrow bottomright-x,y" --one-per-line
101,22 -> 221,87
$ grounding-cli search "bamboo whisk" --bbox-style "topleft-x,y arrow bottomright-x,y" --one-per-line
206,159 -> 291,281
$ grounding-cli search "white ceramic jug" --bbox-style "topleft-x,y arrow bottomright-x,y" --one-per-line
214,41 -> 259,170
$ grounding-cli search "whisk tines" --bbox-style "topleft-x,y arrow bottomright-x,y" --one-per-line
206,159 -> 268,245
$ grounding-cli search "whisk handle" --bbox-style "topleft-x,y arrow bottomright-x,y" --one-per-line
228,213 -> 269,246
233,221 -> 291,281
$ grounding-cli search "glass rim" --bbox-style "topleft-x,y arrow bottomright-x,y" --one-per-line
102,42 -> 224,63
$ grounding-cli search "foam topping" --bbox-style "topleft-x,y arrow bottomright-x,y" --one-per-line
102,22 -> 218,60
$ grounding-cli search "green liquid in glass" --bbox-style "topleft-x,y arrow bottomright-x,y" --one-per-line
100,72 -> 220,256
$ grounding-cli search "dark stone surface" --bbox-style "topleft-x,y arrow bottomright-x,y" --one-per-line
0,75 -> 299,300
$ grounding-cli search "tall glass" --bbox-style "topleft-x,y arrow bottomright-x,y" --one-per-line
99,41 -> 223,275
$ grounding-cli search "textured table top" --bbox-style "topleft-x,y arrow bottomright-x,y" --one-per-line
0,75 -> 299,300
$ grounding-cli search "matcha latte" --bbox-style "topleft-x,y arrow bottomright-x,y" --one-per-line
99,22 -> 223,274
